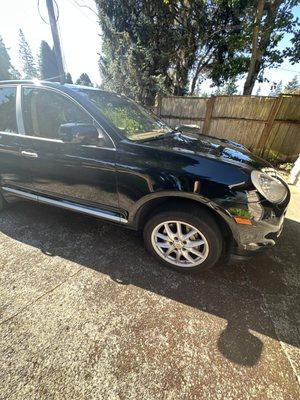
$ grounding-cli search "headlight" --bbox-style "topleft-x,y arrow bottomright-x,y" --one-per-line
251,170 -> 287,203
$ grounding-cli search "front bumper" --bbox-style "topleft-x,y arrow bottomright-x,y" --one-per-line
222,190 -> 290,261
236,211 -> 285,252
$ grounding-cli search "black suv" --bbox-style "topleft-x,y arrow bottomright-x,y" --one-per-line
0,81 -> 290,272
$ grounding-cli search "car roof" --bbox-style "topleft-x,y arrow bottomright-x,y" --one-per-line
0,79 -> 60,86
0,80 -> 119,97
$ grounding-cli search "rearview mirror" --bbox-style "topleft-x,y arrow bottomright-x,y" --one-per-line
59,123 -> 99,144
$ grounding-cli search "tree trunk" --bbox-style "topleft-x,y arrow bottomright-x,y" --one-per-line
243,0 -> 265,95
190,49 -> 213,95
243,0 -> 283,95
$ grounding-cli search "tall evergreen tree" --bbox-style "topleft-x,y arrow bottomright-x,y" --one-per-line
66,72 -> 73,84
18,29 -> 38,79
39,40 -> 59,81
284,76 -> 299,94
76,73 -> 93,86
0,35 -> 20,80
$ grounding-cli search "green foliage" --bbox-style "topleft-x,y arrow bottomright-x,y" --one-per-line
287,31 -> 300,64
76,73 -> 93,86
228,208 -> 252,219
243,0 -> 299,94
96,0 -> 300,104
269,80 -> 283,96
18,29 -> 38,79
38,41 -> 60,82
0,35 -> 20,80
66,72 -> 73,84
283,75 -> 299,93
220,78 -> 239,95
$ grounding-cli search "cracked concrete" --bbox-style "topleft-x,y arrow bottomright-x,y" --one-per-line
0,186 -> 299,399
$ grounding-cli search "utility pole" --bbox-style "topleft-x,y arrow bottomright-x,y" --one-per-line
46,0 -> 65,84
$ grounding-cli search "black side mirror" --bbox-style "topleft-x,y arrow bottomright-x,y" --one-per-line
59,123 -> 99,144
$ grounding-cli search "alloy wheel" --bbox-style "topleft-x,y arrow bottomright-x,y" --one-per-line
151,220 -> 209,267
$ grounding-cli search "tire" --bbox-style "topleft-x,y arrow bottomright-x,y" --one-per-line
143,206 -> 223,272
0,192 -> 5,212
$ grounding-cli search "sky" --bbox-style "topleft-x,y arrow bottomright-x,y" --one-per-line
0,0 -> 102,84
0,0 -> 299,95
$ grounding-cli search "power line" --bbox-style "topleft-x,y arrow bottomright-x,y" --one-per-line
37,0 -> 59,24
277,67 -> 300,74
71,0 -> 99,18
66,0 -> 99,26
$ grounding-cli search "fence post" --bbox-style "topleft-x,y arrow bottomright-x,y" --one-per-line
257,95 -> 283,156
203,96 -> 216,135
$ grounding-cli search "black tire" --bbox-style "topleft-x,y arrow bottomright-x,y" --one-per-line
0,191 -> 6,212
143,206 -> 223,272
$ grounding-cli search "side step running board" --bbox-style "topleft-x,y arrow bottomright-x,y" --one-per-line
2,186 -> 127,224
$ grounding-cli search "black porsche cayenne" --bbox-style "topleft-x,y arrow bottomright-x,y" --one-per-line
0,81 -> 290,272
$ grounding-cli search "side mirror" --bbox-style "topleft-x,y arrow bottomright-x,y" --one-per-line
59,123 -> 99,144
175,124 -> 201,138
175,124 -> 201,132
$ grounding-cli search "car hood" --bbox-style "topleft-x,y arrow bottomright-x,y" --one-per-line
142,132 -> 271,171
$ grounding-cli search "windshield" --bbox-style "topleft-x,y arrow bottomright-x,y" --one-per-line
76,88 -> 172,141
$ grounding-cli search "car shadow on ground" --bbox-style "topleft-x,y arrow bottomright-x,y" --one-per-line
1,201 -> 299,367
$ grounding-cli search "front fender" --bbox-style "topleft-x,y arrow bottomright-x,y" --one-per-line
128,190 -> 240,244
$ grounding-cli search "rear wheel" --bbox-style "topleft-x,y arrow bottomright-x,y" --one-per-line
143,207 -> 223,272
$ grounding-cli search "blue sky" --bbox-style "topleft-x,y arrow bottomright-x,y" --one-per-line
0,1 -> 299,95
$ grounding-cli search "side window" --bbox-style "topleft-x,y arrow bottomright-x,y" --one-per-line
22,88 -> 93,139
0,87 -> 18,133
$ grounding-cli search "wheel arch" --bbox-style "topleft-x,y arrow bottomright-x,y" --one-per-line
129,192 -> 237,252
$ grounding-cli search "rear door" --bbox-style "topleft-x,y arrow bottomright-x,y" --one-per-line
18,85 -> 118,211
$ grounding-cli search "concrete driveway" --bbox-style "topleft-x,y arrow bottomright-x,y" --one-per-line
0,187 -> 299,400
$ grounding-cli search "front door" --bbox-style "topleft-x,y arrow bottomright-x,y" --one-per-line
0,85 -> 34,191
19,86 -> 118,211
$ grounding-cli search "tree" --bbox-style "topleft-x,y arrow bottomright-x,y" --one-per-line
269,80 -> 283,96
284,76 -> 299,93
255,86 -> 262,95
288,31 -> 300,64
0,35 -> 20,80
18,29 -> 38,79
97,0 -> 178,104
38,40 -> 59,81
76,73 -> 93,86
66,72 -> 73,84
96,0 -> 300,104
97,0 -> 251,104
220,78 -> 239,95
243,0 -> 299,95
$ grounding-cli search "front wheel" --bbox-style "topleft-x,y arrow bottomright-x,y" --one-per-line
0,191 -> 6,212
143,208 -> 223,272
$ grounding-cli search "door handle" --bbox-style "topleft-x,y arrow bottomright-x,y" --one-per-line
21,150 -> 39,158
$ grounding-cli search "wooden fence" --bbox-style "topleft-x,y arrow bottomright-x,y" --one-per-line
154,94 -> 300,162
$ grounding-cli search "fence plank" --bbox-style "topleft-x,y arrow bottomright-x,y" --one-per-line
256,95 -> 283,155
203,96 -> 215,134
156,93 -> 300,162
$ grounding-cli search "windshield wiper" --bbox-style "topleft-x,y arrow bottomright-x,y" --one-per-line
137,130 -> 178,143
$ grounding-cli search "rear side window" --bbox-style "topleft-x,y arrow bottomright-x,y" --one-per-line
22,87 -> 93,140
0,87 -> 17,133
